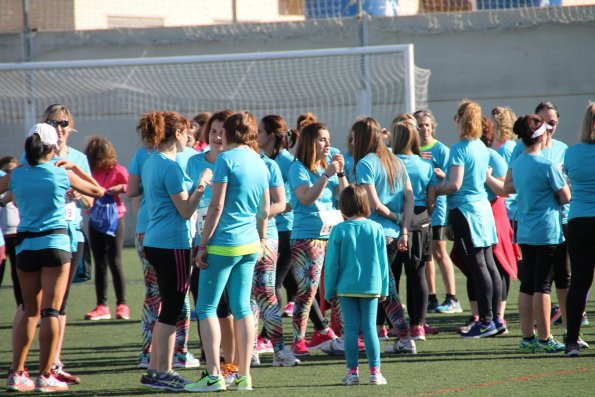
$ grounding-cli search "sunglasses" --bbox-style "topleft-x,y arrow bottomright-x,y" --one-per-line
46,120 -> 69,128
547,120 -> 558,127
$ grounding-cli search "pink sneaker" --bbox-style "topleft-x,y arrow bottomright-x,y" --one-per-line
307,328 -> 337,349
410,325 -> 426,341
255,337 -> 274,354
358,337 -> 365,351
283,301 -> 294,317
6,368 -> 35,392
116,304 -> 130,320
85,305 -> 111,320
292,338 -> 310,356
423,322 -> 439,335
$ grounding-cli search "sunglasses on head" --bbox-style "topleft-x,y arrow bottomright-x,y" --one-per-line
46,119 -> 69,128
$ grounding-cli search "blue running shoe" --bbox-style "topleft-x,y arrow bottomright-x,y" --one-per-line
153,371 -> 192,391
535,336 -> 565,353
460,321 -> 498,338
426,299 -> 439,313
519,337 -> 536,353
494,318 -> 508,335
435,297 -> 463,314
140,371 -> 157,388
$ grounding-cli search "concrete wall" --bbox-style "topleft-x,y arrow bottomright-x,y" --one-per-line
0,8 -> 593,244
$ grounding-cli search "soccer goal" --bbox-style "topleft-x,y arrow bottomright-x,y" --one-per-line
0,44 -> 429,154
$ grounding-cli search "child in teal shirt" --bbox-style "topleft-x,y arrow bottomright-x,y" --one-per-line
324,185 -> 389,386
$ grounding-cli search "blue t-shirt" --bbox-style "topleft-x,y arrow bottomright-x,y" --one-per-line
496,140 -> 517,220
420,139 -> 450,227
128,147 -> 154,233
342,152 -> 356,184
176,146 -> 197,173
510,139 -> 568,223
486,148 -> 508,202
564,143 -> 595,220
209,147 -> 268,247
397,154 -> 434,207
446,139 -> 489,210
142,152 -> 191,249
289,160 -> 340,240
355,153 -> 407,239
273,149 -> 295,232
10,162 -> 71,253
512,153 -> 566,245
261,154 -> 284,240
186,151 -> 216,244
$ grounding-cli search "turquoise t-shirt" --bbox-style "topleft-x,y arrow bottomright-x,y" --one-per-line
486,148 -> 507,202
186,151 -> 216,244
209,147 -> 268,247
142,152 -> 191,249
261,154 -> 284,241
128,147 -> 154,234
342,152 -> 356,184
496,139 -> 517,220
324,219 -> 388,299
564,143 -> 595,220
176,146 -> 197,173
273,149 -> 295,232
511,153 -> 566,245
397,153 -> 434,207
355,153 -> 407,239
289,159 -> 340,240
510,139 -> 568,223
10,162 -> 71,253
420,139 -> 450,227
446,139 -> 489,210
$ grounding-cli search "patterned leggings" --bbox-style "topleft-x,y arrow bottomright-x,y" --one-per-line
136,233 -> 190,354
291,238 -> 341,341
382,238 -> 409,337
251,239 -> 284,351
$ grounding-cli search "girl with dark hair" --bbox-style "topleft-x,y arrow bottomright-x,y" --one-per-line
136,111 -> 212,391
504,114 -> 569,353
5,124 -> 104,392
84,136 -> 129,322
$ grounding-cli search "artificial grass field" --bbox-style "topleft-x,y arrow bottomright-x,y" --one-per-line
0,247 -> 593,396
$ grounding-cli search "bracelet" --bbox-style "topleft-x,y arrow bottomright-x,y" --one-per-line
337,172 -> 345,178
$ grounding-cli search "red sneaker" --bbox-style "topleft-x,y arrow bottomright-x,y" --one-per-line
410,325 -> 426,341
357,337 -> 365,351
292,338 -> 310,356
283,301 -> 294,317
51,364 -> 80,385
307,328 -> 337,350
423,322 -> 439,335
84,305 -> 111,320
116,304 -> 130,320
255,337 -> 274,354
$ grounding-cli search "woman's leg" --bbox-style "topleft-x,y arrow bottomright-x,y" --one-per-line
107,218 -> 127,306
339,297 -> 361,370
383,238 -> 409,338
360,297 -> 380,370
89,226 -> 109,306
137,233 -> 160,356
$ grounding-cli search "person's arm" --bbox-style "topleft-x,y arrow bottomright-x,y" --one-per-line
257,188 -> 270,259
426,184 -> 436,216
127,174 -> 142,198
434,165 -> 464,196
196,181 -> 227,268
557,184 -> 571,205
503,168 -> 516,194
106,165 -> 128,196
398,179 -> 414,251
362,184 -> 399,222
268,185 -> 286,219
486,167 -> 508,197
68,172 -> 105,198
0,172 -> 11,196
171,169 -> 212,220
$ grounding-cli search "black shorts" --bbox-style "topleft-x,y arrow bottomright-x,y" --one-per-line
432,225 -> 447,241
16,249 -> 72,273
519,244 -> 561,295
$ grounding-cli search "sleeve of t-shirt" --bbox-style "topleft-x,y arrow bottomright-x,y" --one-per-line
449,144 -> 466,167
547,163 -> 567,193
268,160 -> 284,188
438,144 -> 450,170
213,155 -> 231,184
355,158 -> 375,185
490,150 -> 508,178
164,162 -> 186,196
289,161 -> 311,190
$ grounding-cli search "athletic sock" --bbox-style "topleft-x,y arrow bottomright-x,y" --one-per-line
428,294 -> 438,303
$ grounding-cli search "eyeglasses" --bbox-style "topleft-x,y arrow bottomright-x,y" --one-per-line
46,120 -> 69,128
547,120 -> 558,127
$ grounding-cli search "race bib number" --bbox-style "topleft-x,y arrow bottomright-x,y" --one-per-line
196,207 -> 209,238
320,209 -> 343,236
64,200 -> 77,221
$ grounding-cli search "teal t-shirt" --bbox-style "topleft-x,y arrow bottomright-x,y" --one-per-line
496,139 -> 517,220
343,152 -> 356,184
10,162 -> 71,253
446,139 -> 489,210
186,151 -> 216,244
273,149 -> 295,232
128,147 -> 154,233
209,147 -> 268,247
289,159 -> 340,240
261,154 -> 284,240
564,143 -> 595,220
511,153 -> 566,245
420,139 -> 450,227
355,153 -> 407,239
142,152 -> 191,249
486,148 -> 507,202
397,153 -> 434,207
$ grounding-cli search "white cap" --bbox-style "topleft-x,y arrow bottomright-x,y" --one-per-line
28,123 -> 59,148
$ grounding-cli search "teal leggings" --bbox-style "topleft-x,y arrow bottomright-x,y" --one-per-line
340,296 -> 380,369
196,252 -> 258,321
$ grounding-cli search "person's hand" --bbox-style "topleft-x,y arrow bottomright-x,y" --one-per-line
106,185 -> 122,196
198,168 -> 213,187
379,296 -> 387,303
332,153 -> 345,172
325,161 -> 339,178
434,168 -> 446,180
55,159 -> 76,170
195,246 -> 208,269
397,234 -> 408,251
66,188 -> 82,201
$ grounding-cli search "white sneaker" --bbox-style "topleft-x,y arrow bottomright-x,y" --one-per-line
272,347 -> 300,367
384,337 -> 417,354
6,369 -> 35,392
369,373 -> 387,385
342,373 -> 359,386
172,351 -> 200,369
34,374 -> 68,393
321,338 -> 345,355
250,350 -> 261,367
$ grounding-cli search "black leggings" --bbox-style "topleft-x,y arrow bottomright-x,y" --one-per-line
59,240 -> 84,315
566,217 -> 595,343
450,208 -> 502,323
89,219 -> 126,306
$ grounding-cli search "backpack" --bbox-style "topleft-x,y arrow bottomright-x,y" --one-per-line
88,194 -> 119,236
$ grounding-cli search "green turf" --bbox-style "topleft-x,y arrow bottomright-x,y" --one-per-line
0,247 -> 593,396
